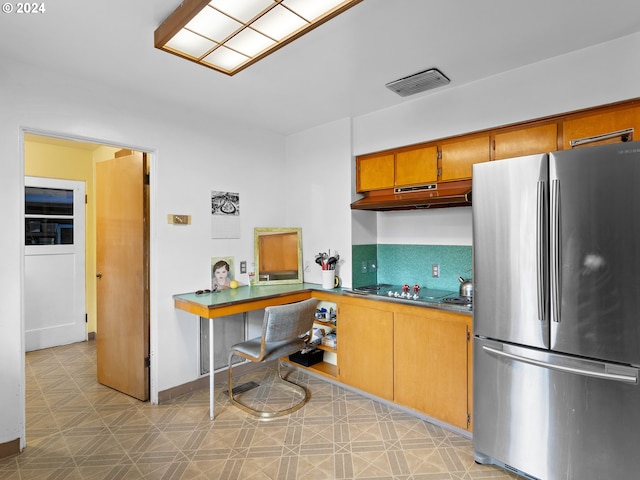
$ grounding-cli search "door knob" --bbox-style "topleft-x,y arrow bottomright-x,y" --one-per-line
96,272 -> 102,279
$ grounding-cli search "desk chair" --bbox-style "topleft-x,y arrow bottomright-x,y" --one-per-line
228,298 -> 318,418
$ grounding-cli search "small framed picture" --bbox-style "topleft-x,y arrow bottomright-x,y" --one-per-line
211,256 -> 234,291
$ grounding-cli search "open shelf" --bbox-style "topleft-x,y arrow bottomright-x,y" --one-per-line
316,344 -> 336,353
283,357 -> 337,379
314,319 -> 336,328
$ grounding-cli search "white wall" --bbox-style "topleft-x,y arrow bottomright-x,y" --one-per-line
285,118 -> 354,287
0,59 -> 287,447
377,208 -> 473,246
352,33 -> 640,246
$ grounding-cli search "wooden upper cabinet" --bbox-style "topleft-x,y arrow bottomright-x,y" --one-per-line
563,104 -> 640,149
439,136 -> 490,181
395,145 -> 438,187
354,100 -> 640,196
494,123 -> 558,160
356,152 -> 395,192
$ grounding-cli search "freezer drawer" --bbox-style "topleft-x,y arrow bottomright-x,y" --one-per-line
474,338 -> 640,480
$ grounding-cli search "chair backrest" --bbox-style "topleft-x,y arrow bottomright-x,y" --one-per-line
263,298 -> 318,343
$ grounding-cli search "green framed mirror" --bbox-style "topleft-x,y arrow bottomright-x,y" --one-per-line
254,227 -> 303,285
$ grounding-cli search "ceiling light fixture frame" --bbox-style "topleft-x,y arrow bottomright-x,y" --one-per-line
155,0 -> 363,76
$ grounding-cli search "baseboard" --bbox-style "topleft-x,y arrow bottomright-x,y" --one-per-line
287,362 -> 473,439
0,438 -> 20,460
88,331 -> 96,341
157,360 -> 269,404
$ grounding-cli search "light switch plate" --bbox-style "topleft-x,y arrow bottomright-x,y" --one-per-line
168,214 -> 191,225
240,261 -> 247,274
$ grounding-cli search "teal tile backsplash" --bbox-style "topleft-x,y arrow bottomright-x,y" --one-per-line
351,244 -> 378,287
352,244 -> 472,292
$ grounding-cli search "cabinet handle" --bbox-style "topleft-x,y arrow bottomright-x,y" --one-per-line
569,128 -> 633,148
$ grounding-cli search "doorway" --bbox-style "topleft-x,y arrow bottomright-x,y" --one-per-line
24,176 -> 86,351
23,133 -> 151,401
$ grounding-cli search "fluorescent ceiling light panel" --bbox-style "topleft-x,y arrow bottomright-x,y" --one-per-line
186,7 -> 242,41
283,0 -> 347,22
251,5 -> 307,40
165,29 -> 216,58
203,46 -> 249,70
155,0 -> 363,75
225,28 -> 275,57
210,0 -> 275,23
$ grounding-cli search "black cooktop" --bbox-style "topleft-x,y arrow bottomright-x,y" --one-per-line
353,284 -> 461,304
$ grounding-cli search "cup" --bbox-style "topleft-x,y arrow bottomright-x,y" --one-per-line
321,270 -> 335,289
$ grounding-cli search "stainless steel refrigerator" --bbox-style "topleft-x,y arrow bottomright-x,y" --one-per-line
472,141 -> 640,480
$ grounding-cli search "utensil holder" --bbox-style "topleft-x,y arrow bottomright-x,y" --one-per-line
321,270 -> 335,289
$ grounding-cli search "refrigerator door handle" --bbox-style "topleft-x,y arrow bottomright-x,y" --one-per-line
536,181 -> 547,322
482,345 -> 638,384
550,179 -> 561,323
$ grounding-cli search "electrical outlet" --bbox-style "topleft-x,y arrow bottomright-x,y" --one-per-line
368,260 -> 377,272
432,264 -> 440,278
240,261 -> 247,274
361,261 -> 368,273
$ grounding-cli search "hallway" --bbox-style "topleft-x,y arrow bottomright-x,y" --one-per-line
0,341 -> 517,479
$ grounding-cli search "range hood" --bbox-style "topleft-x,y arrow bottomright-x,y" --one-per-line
350,179 -> 472,211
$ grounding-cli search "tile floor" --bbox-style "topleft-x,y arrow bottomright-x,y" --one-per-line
0,340 -> 521,479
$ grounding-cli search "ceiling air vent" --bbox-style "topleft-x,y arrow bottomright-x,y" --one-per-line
385,68 -> 450,97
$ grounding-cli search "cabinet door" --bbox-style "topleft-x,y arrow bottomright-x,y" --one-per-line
395,145 -> 438,187
494,123 -> 558,160
356,152 -> 395,192
440,136 -> 490,181
394,312 -> 469,429
338,303 -> 393,400
563,105 -> 640,149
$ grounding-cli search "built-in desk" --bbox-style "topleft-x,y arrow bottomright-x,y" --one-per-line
174,284 -> 473,425
173,283 -> 324,419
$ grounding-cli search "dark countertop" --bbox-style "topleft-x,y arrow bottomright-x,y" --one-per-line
174,283 -> 472,316
340,289 -> 472,315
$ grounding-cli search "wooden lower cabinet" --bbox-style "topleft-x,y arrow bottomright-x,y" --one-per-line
335,296 -> 472,431
338,302 -> 394,401
394,310 -> 471,430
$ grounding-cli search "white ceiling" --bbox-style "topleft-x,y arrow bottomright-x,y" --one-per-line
3,0 -> 640,135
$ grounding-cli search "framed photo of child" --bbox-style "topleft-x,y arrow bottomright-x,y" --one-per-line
211,256 -> 234,290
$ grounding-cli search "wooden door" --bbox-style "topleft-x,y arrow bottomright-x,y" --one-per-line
394,311 -> 469,430
395,145 -> 438,187
439,136 -> 490,181
338,303 -> 393,400
96,151 -> 149,401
